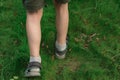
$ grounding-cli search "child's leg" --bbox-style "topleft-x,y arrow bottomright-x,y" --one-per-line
23,0 -> 44,77
54,0 -> 69,45
54,0 -> 69,59
23,0 -> 45,62
26,9 -> 43,62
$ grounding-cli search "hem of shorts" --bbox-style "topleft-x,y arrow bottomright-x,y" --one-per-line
25,4 -> 45,13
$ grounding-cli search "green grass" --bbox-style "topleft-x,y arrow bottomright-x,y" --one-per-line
0,0 -> 120,80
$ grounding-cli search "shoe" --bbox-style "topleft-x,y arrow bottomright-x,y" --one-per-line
55,36 -> 69,59
24,62 -> 41,78
55,46 -> 68,59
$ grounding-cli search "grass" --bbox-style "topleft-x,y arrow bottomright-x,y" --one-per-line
0,0 -> 120,80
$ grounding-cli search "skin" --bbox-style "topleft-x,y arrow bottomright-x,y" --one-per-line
26,1 -> 69,57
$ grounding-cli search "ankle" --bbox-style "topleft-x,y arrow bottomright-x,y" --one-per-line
55,41 -> 67,51
29,56 -> 41,63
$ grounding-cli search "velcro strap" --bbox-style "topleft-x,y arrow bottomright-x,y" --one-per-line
55,47 -> 67,56
28,62 -> 41,69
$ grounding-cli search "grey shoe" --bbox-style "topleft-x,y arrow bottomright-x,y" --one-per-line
25,62 -> 41,78
55,36 -> 69,59
55,47 -> 68,59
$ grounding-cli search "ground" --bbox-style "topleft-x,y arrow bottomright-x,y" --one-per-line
0,0 -> 120,80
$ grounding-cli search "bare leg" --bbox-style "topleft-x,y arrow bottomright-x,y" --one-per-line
54,2 -> 69,45
25,9 -> 43,77
26,9 -> 43,57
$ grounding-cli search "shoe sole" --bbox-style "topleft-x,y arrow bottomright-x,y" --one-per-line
55,53 -> 66,59
25,72 -> 40,78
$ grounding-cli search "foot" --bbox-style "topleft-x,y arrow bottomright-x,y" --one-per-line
55,46 -> 67,59
55,36 -> 69,59
25,62 -> 41,78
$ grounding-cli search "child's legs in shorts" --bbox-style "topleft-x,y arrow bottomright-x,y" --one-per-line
22,0 -> 69,57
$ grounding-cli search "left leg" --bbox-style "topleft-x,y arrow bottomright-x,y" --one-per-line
54,0 -> 70,59
54,0 -> 69,45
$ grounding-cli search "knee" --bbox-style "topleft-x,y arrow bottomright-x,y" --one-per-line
23,0 -> 44,13
26,10 -> 43,22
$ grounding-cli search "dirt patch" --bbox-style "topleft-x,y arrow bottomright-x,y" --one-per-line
57,57 -> 81,73
65,57 -> 81,72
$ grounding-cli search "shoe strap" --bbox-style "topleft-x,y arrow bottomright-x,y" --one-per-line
28,62 -> 41,69
55,47 -> 67,56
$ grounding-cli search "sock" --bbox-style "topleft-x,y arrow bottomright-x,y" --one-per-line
55,41 -> 67,51
29,56 -> 41,63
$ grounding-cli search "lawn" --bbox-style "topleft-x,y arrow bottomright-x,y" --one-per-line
0,0 -> 120,80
